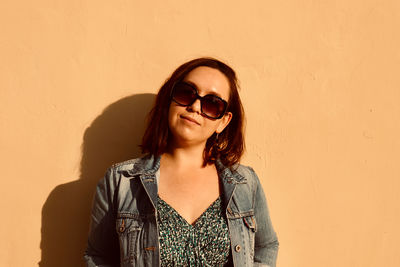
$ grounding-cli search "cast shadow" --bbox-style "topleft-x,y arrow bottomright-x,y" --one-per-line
39,93 -> 155,267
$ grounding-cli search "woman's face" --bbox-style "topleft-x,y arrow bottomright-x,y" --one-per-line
168,66 -> 232,148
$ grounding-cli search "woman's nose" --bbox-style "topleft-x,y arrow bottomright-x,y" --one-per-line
187,98 -> 202,114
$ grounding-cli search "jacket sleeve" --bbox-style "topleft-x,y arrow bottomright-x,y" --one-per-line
250,167 -> 279,267
84,167 -> 120,267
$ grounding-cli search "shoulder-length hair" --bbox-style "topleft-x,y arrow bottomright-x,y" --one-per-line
141,57 -> 245,167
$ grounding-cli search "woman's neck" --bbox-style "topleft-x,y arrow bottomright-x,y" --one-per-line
162,144 -> 207,170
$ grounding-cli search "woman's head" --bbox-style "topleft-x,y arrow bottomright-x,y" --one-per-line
141,57 -> 245,167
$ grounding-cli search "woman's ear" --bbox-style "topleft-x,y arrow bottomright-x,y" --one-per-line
216,112 -> 232,134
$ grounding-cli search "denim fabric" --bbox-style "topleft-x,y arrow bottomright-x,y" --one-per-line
84,154 -> 279,267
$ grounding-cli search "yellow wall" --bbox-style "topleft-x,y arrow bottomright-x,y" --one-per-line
1,1 -> 399,266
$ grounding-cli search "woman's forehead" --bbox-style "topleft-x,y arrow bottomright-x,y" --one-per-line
183,66 -> 230,98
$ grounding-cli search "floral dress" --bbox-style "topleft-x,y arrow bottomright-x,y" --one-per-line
156,195 -> 232,267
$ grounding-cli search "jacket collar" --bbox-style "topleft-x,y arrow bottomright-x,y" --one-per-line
215,159 -> 246,184
122,154 -> 246,210
124,154 -> 161,177
124,154 -> 246,184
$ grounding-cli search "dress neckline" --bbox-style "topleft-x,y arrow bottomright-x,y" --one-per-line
157,195 -> 221,227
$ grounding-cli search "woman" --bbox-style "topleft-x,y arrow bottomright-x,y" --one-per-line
84,57 -> 279,267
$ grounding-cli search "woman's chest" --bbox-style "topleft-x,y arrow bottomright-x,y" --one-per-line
157,171 -> 221,225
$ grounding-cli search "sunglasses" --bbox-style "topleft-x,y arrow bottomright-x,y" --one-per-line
171,81 -> 228,119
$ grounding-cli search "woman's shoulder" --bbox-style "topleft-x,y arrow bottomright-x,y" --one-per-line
233,163 -> 257,177
110,156 -> 143,171
98,154 -> 158,184
96,155 -> 159,193
219,161 -> 262,189
109,154 -> 159,173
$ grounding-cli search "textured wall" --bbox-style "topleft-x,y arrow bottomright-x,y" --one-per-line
1,0 -> 399,266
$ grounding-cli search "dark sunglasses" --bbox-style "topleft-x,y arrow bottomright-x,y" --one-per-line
171,81 -> 228,119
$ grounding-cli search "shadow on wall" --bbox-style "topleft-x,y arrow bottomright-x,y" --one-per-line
39,93 -> 156,267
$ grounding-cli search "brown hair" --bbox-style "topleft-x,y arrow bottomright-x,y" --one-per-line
141,57 -> 245,167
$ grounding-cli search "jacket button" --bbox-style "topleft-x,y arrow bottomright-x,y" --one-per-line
235,245 -> 241,252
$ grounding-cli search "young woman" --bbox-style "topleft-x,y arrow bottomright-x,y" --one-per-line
84,57 -> 279,267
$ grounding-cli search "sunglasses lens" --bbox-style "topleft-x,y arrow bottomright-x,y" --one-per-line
202,95 -> 226,119
172,83 -> 196,105
172,82 -> 227,119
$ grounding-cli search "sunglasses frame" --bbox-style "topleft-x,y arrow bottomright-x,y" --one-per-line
170,81 -> 228,119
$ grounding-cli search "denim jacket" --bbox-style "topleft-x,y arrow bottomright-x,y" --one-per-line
84,155 -> 279,267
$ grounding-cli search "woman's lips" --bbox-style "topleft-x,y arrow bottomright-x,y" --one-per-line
180,115 -> 200,125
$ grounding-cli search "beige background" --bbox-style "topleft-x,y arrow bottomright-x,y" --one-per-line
1,0 -> 399,266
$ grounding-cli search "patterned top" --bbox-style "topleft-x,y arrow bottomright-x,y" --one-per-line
156,195 -> 231,267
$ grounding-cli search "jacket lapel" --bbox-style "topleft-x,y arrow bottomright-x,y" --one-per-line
216,160 -> 247,212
